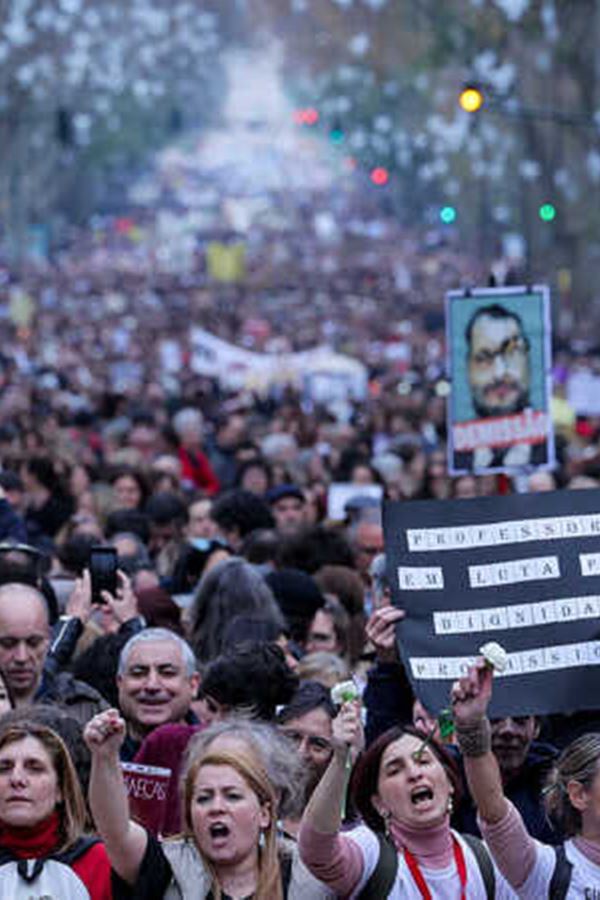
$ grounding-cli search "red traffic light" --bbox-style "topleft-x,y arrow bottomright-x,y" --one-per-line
370,167 -> 389,186
293,107 -> 320,126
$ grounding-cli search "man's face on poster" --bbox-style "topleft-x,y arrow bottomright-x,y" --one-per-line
468,312 -> 530,418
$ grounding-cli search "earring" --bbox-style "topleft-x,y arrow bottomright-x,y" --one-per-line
447,795 -> 454,816
258,830 -> 266,850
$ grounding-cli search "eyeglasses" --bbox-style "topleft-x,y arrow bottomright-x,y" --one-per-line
471,336 -> 529,369
280,729 -> 332,755
307,631 -> 334,645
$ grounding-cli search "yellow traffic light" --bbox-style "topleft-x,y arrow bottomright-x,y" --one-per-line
459,86 -> 484,113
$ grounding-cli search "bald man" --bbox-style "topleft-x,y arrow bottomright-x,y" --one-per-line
0,583 -> 108,726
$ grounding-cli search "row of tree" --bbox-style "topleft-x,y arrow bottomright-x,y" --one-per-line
254,0 -> 600,316
0,0 -> 247,259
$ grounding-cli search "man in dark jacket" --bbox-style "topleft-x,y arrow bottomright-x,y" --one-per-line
451,713 -> 561,844
0,582 -> 108,727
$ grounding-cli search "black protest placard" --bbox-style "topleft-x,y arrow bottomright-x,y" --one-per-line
383,489 -> 600,719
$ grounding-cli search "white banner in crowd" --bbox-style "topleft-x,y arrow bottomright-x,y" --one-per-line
383,489 -> 600,719
190,327 -> 368,400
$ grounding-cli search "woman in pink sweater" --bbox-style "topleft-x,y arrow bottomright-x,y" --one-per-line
452,658 -> 600,897
298,698 -> 516,898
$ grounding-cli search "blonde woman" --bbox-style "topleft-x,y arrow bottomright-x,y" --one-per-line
85,708 -> 332,899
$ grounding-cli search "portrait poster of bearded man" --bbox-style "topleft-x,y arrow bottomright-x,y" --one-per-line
445,286 -> 555,475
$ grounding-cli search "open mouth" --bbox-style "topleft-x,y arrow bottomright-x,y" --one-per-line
209,823 -> 230,840
410,786 -> 434,807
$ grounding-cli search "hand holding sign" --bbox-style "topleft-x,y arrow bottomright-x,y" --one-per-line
451,659 -> 493,728
384,489 -> 600,719
365,605 -> 404,663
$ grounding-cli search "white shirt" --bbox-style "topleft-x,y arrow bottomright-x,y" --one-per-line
517,838 -> 600,899
345,824 -> 517,899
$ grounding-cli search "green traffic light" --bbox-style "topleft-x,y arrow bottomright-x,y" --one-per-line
440,206 -> 457,224
330,129 -> 344,145
539,203 -> 556,222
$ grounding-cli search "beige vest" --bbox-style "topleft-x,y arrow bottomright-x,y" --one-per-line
160,838 -> 334,900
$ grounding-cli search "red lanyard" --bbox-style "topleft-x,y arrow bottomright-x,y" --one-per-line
404,835 -> 467,900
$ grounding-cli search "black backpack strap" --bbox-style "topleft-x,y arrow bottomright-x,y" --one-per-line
357,832 -> 398,900
280,851 -> 293,897
461,834 -> 496,900
549,844 -> 572,900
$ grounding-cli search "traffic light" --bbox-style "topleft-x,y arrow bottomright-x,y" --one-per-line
459,85 -> 484,113
439,205 -> 457,224
293,108 -> 320,126
329,123 -> 345,145
370,167 -> 389,186
538,202 -> 556,222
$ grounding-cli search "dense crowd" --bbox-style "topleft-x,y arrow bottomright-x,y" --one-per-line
0,155 -> 598,897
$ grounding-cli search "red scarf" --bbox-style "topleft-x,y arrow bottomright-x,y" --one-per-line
0,810 -> 61,858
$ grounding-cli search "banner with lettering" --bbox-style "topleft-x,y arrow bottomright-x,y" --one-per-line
122,762 -> 171,836
446,285 -> 555,475
383,489 -> 600,718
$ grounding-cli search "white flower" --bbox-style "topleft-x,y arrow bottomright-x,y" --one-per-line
479,642 -> 508,673
331,680 -> 359,706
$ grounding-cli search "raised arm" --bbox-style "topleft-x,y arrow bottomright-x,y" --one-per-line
299,700 -> 366,895
451,660 -> 537,889
84,708 -> 148,885
451,660 -> 508,824
302,698 -> 363,833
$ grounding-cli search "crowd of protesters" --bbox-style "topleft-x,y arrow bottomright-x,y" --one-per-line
0,158 -> 598,896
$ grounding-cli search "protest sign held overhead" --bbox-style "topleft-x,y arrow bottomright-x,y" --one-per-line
383,489 -> 600,719
446,285 -> 555,475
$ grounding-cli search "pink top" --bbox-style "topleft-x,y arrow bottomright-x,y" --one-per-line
480,800 -> 600,889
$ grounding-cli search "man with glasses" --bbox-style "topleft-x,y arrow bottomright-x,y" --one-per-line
454,303 -> 548,470
276,681 -> 336,837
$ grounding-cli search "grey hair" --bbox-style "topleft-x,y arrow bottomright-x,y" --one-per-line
260,432 -> 298,462
109,532 -> 151,566
347,509 -> 383,543
118,628 -> 198,677
372,453 -> 402,483
172,407 -> 203,437
296,651 -> 351,687
369,552 -> 388,587
182,716 -> 306,819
